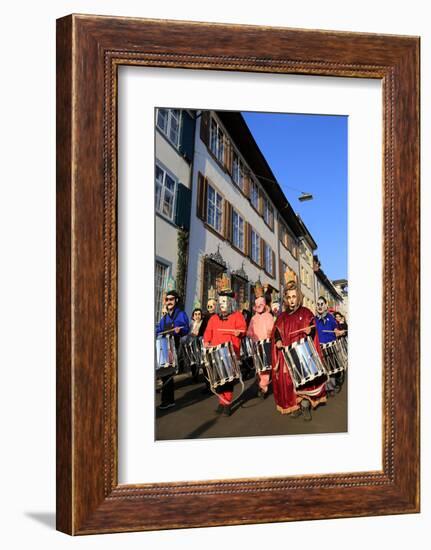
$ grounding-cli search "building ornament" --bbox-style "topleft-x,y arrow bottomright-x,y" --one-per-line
204,245 -> 227,269
231,262 -> 248,281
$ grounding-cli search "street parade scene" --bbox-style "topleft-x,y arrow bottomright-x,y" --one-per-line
154,108 -> 348,440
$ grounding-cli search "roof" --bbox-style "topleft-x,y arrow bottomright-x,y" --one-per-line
215,110 -> 305,238
296,215 -> 318,250
315,268 -> 343,302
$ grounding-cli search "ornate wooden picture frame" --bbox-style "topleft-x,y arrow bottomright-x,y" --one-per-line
56,14 -> 420,535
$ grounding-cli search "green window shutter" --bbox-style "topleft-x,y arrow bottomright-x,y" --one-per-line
179,111 -> 195,163
175,183 -> 192,230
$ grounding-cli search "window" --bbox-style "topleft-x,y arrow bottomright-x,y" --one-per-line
156,108 -> 181,147
251,229 -> 261,264
280,222 -> 298,259
232,210 -> 245,251
155,261 -> 168,323
232,276 -> 247,308
202,260 -> 225,308
264,243 -> 273,275
210,118 -> 225,163
155,163 -> 176,220
232,153 -> 244,191
250,179 -> 259,210
281,260 -> 288,282
263,196 -> 274,229
207,184 -> 223,233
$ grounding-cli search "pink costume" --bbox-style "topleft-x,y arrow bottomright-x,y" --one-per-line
247,298 -> 274,394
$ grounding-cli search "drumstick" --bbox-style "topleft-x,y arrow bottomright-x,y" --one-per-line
216,328 -> 246,333
157,325 -> 185,336
289,324 -> 315,336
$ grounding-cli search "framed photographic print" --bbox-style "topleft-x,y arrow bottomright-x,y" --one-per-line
56,14 -> 420,534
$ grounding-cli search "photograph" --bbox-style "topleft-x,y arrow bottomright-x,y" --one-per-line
154,108 -> 349,439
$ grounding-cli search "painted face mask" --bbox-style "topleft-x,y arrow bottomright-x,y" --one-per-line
286,290 -> 298,312
218,296 -> 229,313
207,299 -> 217,313
316,300 -> 328,315
255,297 -> 266,314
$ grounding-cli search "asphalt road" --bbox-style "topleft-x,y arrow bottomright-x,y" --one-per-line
155,370 -> 347,440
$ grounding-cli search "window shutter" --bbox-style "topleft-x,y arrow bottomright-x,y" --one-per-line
174,183 -> 192,230
179,111 -> 195,163
224,140 -> 232,175
279,258 -> 283,288
224,201 -> 232,242
200,111 -> 210,147
243,171 -> 250,197
196,172 -> 208,221
272,250 -> 276,278
261,238 -> 265,268
245,222 -> 251,258
259,189 -> 264,215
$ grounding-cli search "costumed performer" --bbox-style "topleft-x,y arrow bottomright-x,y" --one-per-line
247,282 -> 274,399
203,275 -> 246,416
271,270 -> 326,420
156,283 -> 190,410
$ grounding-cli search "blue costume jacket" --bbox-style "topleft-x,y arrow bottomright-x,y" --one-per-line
156,307 -> 190,341
315,312 -> 337,344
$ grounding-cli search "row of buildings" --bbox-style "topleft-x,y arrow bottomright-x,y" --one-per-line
155,108 -> 348,322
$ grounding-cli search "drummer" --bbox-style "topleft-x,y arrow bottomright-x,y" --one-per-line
187,306 -> 205,381
247,283 -> 274,399
315,297 -> 343,395
271,271 -> 326,420
203,275 -> 246,417
334,312 -> 348,338
156,289 -> 190,410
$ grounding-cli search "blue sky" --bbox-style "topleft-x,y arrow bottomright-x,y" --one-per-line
242,112 -> 348,281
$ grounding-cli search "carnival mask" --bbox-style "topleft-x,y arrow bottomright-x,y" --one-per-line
218,295 -> 229,313
255,297 -> 266,314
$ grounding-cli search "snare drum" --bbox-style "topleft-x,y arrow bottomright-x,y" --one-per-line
254,339 -> 272,373
281,337 -> 327,389
184,336 -> 204,366
156,335 -> 178,378
338,336 -> 348,364
204,342 -> 241,389
321,340 -> 346,375
240,336 -> 255,360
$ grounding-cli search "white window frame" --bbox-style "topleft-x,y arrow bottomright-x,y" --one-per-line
209,118 -> 225,163
251,229 -> 261,265
155,261 -> 169,322
250,179 -> 259,210
263,196 -> 274,228
156,108 -> 181,148
155,162 -> 177,221
264,243 -> 273,275
206,183 -> 223,233
232,152 -> 244,191
232,209 -> 245,251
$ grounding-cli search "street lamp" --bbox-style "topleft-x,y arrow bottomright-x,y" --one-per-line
298,192 -> 314,202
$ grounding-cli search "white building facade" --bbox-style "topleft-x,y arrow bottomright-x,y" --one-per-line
154,108 -> 195,321
185,110 -> 303,315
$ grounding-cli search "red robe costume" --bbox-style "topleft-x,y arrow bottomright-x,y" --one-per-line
203,311 -> 246,404
203,311 -> 246,357
271,306 -> 327,414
